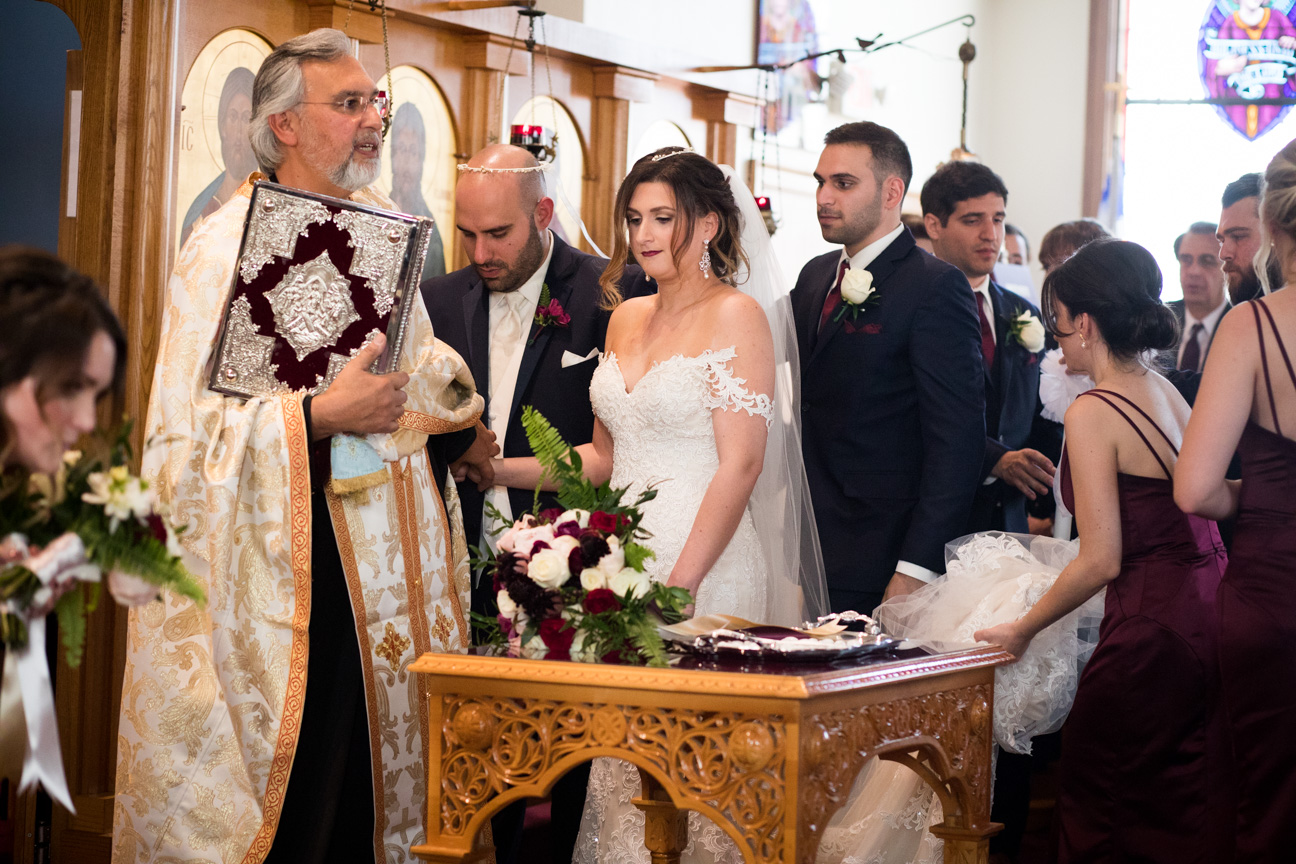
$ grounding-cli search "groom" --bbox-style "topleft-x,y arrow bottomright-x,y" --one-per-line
793,122 -> 986,614
421,143 -> 648,864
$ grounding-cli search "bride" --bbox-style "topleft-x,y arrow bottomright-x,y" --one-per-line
493,146 -> 827,863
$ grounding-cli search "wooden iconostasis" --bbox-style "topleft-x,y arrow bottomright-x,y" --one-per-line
11,2 -> 757,863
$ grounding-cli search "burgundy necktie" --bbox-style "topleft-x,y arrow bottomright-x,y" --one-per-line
1179,322 -> 1205,372
819,260 -> 850,333
976,291 -> 996,370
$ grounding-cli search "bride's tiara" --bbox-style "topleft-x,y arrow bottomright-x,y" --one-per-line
650,148 -> 697,162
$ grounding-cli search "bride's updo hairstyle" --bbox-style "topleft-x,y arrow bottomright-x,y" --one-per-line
598,147 -> 748,308
1257,137 -> 1296,294
1041,238 -> 1179,364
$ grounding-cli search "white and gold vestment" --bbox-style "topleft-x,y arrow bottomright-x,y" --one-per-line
111,177 -> 481,864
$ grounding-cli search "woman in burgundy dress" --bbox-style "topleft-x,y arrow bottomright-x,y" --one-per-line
976,239 -> 1230,863
1177,138 -> 1296,864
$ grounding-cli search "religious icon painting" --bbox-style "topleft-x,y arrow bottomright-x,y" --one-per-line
175,28 -> 272,256
1199,0 -> 1296,140
377,65 -> 457,280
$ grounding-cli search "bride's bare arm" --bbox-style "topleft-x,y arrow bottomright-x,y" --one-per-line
667,295 -> 775,596
975,398 -> 1123,658
491,419 -> 614,490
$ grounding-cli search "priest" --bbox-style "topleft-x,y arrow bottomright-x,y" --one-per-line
111,29 -> 485,864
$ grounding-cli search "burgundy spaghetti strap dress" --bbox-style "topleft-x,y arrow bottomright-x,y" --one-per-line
1055,389 -> 1229,863
1218,301 -> 1296,863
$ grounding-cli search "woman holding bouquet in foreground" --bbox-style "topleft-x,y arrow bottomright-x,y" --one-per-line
0,247 -> 165,810
493,147 -> 827,863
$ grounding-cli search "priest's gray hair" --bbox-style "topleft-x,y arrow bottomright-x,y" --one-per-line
249,28 -> 353,172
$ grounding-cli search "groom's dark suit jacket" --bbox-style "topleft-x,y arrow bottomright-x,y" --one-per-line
421,235 -> 650,604
968,281 -> 1063,534
792,228 -> 986,611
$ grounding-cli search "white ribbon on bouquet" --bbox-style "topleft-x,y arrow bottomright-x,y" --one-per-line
0,532 -> 100,813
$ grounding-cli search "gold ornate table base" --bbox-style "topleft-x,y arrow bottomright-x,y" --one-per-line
410,646 -> 1010,864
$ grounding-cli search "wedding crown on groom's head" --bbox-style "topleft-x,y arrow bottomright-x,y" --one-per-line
456,162 -> 554,175
650,148 -> 697,162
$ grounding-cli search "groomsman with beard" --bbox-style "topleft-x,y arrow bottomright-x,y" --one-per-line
1218,172 -> 1284,304
421,143 -> 649,864
921,161 -> 1062,536
792,122 -> 985,615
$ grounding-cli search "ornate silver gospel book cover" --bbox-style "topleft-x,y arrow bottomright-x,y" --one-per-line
208,180 -> 433,400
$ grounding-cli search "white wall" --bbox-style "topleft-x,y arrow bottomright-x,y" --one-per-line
973,0 -> 1091,291
538,0 -> 757,66
534,0 -> 1093,294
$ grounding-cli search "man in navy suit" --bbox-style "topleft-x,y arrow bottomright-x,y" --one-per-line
421,144 -> 647,864
921,161 -> 1063,535
792,122 -> 985,615
921,156 -> 1065,864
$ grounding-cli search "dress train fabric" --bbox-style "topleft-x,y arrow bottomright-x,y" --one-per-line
814,532 -> 1103,864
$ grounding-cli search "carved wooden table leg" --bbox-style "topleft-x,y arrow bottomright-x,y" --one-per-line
634,770 -> 689,864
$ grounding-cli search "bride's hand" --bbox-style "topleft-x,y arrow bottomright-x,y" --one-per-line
974,621 -> 1030,661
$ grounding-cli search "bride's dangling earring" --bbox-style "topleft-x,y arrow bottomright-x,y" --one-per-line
1081,337 -> 1088,349
700,239 -> 711,279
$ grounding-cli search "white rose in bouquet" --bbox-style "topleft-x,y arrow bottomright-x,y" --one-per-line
1014,312 -> 1047,353
597,535 -> 625,577
557,509 -> 591,529
528,547 -> 572,589
840,268 -> 875,305
610,566 -> 651,600
497,588 -> 518,618
579,567 -> 608,590
496,514 -> 536,554
549,535 -> 581,559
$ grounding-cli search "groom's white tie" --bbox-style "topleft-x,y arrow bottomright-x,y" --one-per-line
489,290 -> 529,401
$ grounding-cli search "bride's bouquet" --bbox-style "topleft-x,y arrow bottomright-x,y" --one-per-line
473,407 -> 692,666
0,424 -> 205,666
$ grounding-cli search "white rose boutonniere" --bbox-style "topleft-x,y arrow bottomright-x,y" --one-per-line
834,268 -> 880,322
1010,311 -> 1047,353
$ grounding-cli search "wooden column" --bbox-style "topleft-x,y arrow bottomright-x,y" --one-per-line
460,34 -> 529,160
1082,0 -> 1122,220
587,65 -> 657,254
695,90 -> 758,170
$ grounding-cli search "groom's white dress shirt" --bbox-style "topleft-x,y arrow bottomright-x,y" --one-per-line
838,223 -> 941,585
482,230 -> 555,548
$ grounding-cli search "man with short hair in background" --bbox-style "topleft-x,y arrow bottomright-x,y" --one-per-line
1169,221 -> 1228,373
1003,222 -> 1030,266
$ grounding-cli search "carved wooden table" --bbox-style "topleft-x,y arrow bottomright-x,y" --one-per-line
410,645 -> 1011,864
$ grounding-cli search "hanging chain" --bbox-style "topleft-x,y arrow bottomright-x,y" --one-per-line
344,0 -> 394,138
496,12 -> 526,141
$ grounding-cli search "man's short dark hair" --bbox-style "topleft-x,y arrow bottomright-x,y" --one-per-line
823,122 -> 914,195
1038,219 -> 1110,271
1223,172 -> 1262,209
918,161 -> 1009,226
1005,223 -> 1029,260
1173,221 -> 1220,257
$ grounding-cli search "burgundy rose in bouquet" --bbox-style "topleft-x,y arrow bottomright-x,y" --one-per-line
473,408 -> 691,666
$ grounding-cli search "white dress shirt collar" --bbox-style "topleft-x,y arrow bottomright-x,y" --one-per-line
839,223 -> 906,273
1183,297 -> 1228,334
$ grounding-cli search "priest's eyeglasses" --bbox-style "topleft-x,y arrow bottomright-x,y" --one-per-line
297,91 -> 390,119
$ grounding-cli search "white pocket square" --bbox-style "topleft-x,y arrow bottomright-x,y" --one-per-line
561,348 -> 600,368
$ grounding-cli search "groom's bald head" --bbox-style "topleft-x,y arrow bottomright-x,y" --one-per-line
454,144 -> 555,292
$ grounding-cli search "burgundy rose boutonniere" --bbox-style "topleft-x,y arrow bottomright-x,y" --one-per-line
529,284 -> 571,345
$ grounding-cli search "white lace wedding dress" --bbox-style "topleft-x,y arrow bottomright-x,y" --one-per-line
572,347 -> 773,864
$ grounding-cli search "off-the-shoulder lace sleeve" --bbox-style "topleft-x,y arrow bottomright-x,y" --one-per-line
700,347 -> 774,427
